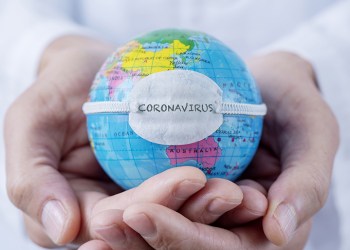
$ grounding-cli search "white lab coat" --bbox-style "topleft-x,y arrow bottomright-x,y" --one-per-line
0,0 -> 350,249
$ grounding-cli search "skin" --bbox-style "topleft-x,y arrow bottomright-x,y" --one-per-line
4,36 -> 339,249
246,52 -> 339,244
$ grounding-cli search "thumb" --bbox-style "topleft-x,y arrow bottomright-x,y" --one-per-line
263,105 -> 339,246
6,162 -> 80,246
246,51 -> 339,246
263,165 -> 329,246
4,90 -> 80,245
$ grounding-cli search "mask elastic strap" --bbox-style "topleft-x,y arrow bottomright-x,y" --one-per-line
82,101 -> 267,116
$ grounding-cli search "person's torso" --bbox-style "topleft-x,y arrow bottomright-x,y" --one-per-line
75,0 -> 335,57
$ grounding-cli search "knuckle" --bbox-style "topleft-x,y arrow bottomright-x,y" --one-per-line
308,170 -> 329,210
150,231 -> 193,250
6,175 -> 32,211
148,234 -> 170,250
163,239 -> 192,250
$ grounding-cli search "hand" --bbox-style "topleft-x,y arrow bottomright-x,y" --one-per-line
241,52 -> 339,245
3,35 -> 265,249
4,35 -> 116,246
79,182 -> 310,250
79,51 -> 338,250
5,35 -> 336,249
81,177 -> 266,250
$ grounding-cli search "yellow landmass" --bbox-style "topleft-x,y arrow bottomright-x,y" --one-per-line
121,40 -> 190,75
104,41 -> 140,77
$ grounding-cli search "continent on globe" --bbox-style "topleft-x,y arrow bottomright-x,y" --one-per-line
166,137 -> 222,172
83,29 -> 267,190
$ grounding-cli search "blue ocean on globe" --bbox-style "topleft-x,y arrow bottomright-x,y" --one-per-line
84,29 -> 265,190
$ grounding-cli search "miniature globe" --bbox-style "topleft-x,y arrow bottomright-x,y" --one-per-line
84,29 -> 266,190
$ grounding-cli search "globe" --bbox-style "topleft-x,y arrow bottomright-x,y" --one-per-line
83,29 -> 266,190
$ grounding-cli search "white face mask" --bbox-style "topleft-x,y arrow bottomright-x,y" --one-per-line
83,70 -> 266,145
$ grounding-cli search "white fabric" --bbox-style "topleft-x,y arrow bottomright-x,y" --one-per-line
0,0 -> 349,249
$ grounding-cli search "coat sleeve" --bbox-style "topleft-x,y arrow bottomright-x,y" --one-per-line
261,0 -> 350,106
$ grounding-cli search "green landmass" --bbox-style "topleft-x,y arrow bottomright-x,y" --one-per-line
136,29 -> 203,50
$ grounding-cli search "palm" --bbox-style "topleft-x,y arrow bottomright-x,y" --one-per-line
36,47 -> 117,180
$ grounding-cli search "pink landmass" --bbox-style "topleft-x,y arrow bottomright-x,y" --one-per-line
166,137 -> 222,169
107,67 -> 130,97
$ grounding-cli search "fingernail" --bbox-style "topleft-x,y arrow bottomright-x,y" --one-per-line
274,203 -> 297,242
124,213 -> 156,238
42,200 -> 67,243
207,198 -> 238,215
174,180 -> 205,199
94,224 -> 126,246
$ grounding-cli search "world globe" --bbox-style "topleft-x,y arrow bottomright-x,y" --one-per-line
83,29 -> 266,190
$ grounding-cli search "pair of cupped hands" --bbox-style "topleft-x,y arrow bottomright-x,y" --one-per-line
4,36 -> 339,250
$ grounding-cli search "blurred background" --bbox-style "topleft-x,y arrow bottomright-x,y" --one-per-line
0,0 -> 349,249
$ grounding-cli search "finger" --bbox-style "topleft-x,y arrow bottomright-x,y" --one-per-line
5,96 -> 80,244
262,96 -> 338,245
4,86 -> 81,245
263,99 -> 338,245
22,177 -> 114,246
86,167 -> 205,246
79,240 -> 112,250
232,219 -> 312,250
123,203 -> 311,250
216,183 -> 267,227
237,179 -> 268,195
25,166 -> 205,245
248,54 -> 339,246
90,209 -> 152,250
179,178 -> 242,224
123,203 -> 242,250
93,166 -> 206,213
